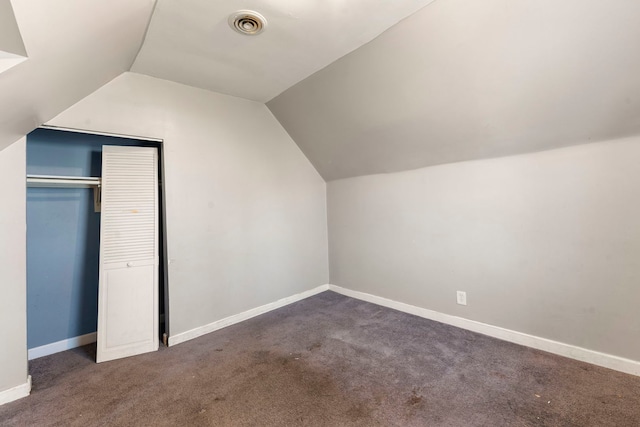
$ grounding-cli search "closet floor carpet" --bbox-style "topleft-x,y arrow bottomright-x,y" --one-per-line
2,291 -> 639,426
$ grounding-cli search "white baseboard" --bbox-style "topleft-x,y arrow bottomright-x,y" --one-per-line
0,376 -> 31,406
28,332 -> 97,360
169,285 -> 330,346
328,285 -> 640,377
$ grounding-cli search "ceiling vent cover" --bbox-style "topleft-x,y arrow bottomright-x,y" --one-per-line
229,10 -> 267,36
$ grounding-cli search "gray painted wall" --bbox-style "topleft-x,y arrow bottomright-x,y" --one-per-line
328,136 -> 640,362
47,72 -> 329,338
0,138 -> 28,393
0,72 -> 328,400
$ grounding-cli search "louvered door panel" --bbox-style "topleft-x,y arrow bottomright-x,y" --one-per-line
96,146 -> 159,363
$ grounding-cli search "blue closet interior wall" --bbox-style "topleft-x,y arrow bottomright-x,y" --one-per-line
27,128 -> 161,349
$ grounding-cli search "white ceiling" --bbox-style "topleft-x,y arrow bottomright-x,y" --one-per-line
131,0 -> 436,102
0,0 -> 154,152
269,0 -> 640,180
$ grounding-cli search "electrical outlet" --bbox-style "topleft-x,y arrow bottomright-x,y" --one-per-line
456,291 -> 467,306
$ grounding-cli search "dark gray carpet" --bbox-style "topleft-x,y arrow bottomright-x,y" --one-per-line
1,291 -> 639,426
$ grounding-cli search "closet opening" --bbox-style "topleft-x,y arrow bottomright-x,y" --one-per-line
26,127 -> 169,363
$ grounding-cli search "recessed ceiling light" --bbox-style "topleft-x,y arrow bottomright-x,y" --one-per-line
229,10 -> 267,36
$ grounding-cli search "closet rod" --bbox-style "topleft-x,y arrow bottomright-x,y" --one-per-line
27,174 -> 102,212
27,174 -> 101,188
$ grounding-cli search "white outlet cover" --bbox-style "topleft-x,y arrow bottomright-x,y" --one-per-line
456,291 -> 467,306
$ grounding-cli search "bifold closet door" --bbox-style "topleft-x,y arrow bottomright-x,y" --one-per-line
96,145 -> 159,363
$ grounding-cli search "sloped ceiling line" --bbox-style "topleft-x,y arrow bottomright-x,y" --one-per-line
131,0 -> 437,102
0,0 -> 28,75
267,0 -> 640,181
0,0 -> 156,153
3,0 -> 639,184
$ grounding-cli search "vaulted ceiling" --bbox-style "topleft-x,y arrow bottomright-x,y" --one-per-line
2,0 -> 640,181
0,0 -> 155,152
131,0 -> 436,102
269,0 -> 640,180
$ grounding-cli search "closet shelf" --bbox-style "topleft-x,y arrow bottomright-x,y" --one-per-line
27,174 -> 101,188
